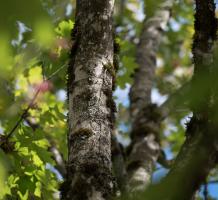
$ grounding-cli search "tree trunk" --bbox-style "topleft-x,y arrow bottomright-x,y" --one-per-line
61,1 -> 116,199
127,0 -> 174,192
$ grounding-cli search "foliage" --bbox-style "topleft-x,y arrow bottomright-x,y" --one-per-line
0,0 -> 73,198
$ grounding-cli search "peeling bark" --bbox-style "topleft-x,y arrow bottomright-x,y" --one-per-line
127,0 -> 174,192
61,1 -> 116,199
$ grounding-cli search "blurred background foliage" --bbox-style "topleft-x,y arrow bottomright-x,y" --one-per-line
0,0 -> 218,199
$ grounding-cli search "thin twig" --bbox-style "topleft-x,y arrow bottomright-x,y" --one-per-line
5,88 -> 41,139
5,63 -> 67,140
208,180 -> 218,184
47,63 -> 67,80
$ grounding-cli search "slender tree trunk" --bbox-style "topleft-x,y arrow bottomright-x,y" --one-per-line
142,1 -> 218,199
61,1 -> 116,199
127,0 -> 174,192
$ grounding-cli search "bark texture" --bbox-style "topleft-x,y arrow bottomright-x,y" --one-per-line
127,0 -> 174,192
141,1 -> 218,200
129,0 -> 173,117
62,1 -> 116,199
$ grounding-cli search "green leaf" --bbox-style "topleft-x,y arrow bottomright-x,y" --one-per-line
55,20 -> 74,38
34,182 -> 42,197
18,190 -> 28,200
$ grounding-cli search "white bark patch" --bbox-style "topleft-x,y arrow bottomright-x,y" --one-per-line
102,15 -> 108,20
129,167 -> 151,192
90,188 -> 103,200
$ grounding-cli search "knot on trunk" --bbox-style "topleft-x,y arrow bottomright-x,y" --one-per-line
132,103 -> 162,140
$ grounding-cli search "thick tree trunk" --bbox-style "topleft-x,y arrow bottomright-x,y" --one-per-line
61,1 -> 116,200
127,0 -> 173,192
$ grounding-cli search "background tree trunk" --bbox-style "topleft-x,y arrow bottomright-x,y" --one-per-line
61,1 -> 116,199
127,0 -> 174,192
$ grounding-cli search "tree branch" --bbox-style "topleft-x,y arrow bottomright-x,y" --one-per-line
127,0 -> 174,192
138,1 -> 218,199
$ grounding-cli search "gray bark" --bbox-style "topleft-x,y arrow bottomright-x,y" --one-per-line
62,1 -> 116,199
127,0 -> 174,192
129,0 -> 173,117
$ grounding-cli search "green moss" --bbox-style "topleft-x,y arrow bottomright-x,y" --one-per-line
114,37 -> 121,55
67,22 -> 80,98
113,35 -> 121,90
73,128 -> 93,137
104,62 -> 116,78
113,36 -> 120,73
106,96 -> 117,128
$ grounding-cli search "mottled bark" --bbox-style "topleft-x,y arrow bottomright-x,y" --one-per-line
62,1 -> 116,200
127,0 -> 174,192
129,0 -> 173,117
142,1 -> 218,200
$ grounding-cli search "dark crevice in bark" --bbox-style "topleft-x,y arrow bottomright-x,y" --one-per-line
111,135 -> 127,194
